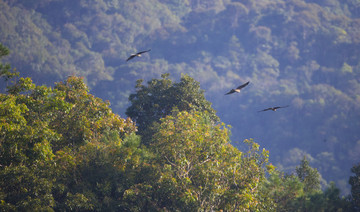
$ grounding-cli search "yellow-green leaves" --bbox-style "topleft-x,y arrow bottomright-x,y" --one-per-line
1,75 -> 139,210
150,110 -> 271,211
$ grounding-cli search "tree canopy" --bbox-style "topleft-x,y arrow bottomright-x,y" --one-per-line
126,73 -> 219,145
1,0 -> 360,209
1,1 -> 359,191
0,50 -> 358,209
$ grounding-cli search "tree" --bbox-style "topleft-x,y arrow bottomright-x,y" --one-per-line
320,182 -> 351,211
51,76 -> 136,151
0,164 -> 55,211
132,110 -> 273,211
126,73 -> 219,145
296,156 -> 321,194
0,43 -> 18,92
260,171 -> 304,211
261,160 -> 351,212
0,78 -> 57,210
350,163 -> 360,210
0,73 -> 138,210
52,133 -> 150,211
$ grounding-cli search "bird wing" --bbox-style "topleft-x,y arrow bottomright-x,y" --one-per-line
258,108 -> 272,112
278,105 -> 289,109
137,49 -> 151,55
225,89 -> 235,95
236,81 -> 250,90
126,55 -> 136,61
259,105 -> 289,112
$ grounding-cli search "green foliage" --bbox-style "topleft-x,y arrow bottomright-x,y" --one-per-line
0,43 -> 9,57
0,75 -> 137,210
296,156 -> 321,193
349,163 -> 360,209
1,2 -> 359,193
260,157 -> 353,212
0,86 -> 55,166
0,65 -> 356,211
0,165 -> 54,211
52,136 -> 149,211
0,43 -> 18,83
126,73 -> 219,145
1,1 -> 360,209
52,76 -> 136,150
146,110 -> 272,211
260,171 -> 304,211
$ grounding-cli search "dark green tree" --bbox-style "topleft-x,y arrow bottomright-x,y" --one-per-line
296,156 -> 321,194
0,43 -> 18,91
261,160 -> 351,212
126,73 -> 219,145
260,171 -> 304,211
350,163 -> 360,210
320,182 -> 351,211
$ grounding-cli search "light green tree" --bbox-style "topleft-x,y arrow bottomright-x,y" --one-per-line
133,110 -> 273,211
0,68 -> 138,210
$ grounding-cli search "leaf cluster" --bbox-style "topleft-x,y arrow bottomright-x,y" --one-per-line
126,73 -> 219,145
0,63 -> 138,210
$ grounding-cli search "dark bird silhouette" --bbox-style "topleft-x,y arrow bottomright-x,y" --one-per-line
126,49 -> 151,61
225,81 -> 250,95
258,105 -> 289,112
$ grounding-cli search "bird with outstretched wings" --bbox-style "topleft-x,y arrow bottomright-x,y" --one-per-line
258,105 -> 289,112
225,81 -> 250,95
126,49 -> 151,62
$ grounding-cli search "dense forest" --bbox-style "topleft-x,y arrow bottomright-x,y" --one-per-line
1,0 -> 360,210
1,44 -> 359,210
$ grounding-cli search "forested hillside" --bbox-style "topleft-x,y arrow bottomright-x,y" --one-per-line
1,0 -> 360,196
1,55 -> 359,210
1,39 -> 360,210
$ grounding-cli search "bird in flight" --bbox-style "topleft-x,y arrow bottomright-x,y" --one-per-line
225,81 -> 250,95
258,105 -> 289,112
126,49 -> 151,62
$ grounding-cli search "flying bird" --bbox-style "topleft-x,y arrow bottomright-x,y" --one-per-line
225,81 -> 250,95
126,49 -> 151,62
258,105 -> 289,112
